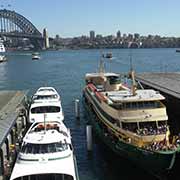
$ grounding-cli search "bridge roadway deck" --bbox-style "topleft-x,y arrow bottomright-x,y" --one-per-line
0,91 -> 27,147
135,72 -> 180,99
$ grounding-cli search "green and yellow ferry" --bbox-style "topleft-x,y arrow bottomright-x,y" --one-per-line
83,64 -> 180,176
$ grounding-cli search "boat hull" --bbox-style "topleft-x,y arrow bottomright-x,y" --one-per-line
83,91 -> 177,177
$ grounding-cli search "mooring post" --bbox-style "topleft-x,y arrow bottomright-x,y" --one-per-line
0,148 -> 4,178
86,125 -> 92,151
75,99 -> 80,119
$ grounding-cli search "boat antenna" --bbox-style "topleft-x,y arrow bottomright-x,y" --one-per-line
130,53 -> 133,72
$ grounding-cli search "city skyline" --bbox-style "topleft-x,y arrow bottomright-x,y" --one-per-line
1,0 -> 180,38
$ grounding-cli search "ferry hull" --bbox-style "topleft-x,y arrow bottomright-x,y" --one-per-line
83,92 -> 177,177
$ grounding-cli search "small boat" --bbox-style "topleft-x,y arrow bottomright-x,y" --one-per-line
32,52 -> 40,60
102,53 -> 112,59
105,53 -> 112,58
28,87 -> 64,124
176,49 -> 180,52
10,120 -> 79,180
83,59 -> 180,176
0,38 -> 5,53
0,55 -> 7,63
0,39 -> 7,63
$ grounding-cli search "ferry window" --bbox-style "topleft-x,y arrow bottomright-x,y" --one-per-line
131,102 -> 137,109
155,101 -> 161,108
157,121 -> 167,126
111,103 -> 122,110
122,122 -> 137,132
122,101 -> 161,110
125,103 -> 130,109
137,102 -> 144,108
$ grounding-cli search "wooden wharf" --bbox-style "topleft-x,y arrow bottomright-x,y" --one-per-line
135,72 -> 180,99
0,90 -> 28,180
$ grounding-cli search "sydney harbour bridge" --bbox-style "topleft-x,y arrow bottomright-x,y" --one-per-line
0,9 -> 47,49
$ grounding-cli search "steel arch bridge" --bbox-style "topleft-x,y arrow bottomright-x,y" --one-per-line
0,9 -> 44,49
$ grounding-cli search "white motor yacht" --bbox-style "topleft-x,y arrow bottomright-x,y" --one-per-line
10,121 -> 79,180
32,87 -> 60,103
29,87 -> 64,123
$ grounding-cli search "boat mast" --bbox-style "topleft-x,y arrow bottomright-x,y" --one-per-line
99,55 -> 105,75
44,113 -> 47,134
129,54 -> 137,96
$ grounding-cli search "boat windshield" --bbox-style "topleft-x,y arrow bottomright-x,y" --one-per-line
21,141 -> 68,154
13,174 -> 74,180
38,88 -> 55,92
31,106 -> 60,114
33,95 -> 58,100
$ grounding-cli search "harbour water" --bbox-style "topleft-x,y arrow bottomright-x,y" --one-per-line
0,48 -> 180,180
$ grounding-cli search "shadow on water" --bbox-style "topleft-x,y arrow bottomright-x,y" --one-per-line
92,134 -> 158,180
91,131 -> 180,180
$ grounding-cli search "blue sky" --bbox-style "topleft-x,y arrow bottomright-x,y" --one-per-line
1,0 -> 180,37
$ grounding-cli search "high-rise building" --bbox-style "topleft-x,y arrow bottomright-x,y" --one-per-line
117,30 -> 121,38
90,30 -> 95,40
134,33 -> 140,40
128,33 -> 133,41
43,28 -> 49,49
123,33 -> 127,39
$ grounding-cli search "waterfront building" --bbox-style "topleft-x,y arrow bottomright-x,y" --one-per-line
96,34 -> 103,39
123,33 -> 127,39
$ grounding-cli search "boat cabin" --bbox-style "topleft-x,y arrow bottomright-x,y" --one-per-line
29,101 -> 64,123
32,87 -> 60,102
85,73 -> 128,91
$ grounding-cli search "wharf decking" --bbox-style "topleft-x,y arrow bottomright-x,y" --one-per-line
135,72 -> 180,99
0,91 -> 27,147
